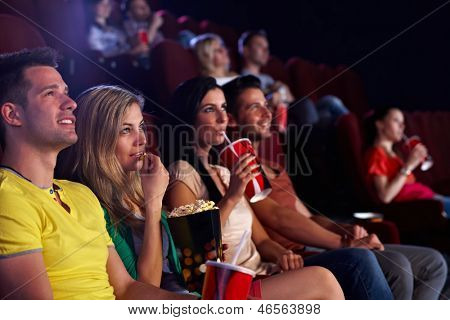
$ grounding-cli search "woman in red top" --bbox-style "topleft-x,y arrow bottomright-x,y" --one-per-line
364,107 -> 449,217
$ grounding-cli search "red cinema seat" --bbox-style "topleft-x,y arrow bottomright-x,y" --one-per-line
0,0 -> 37,19
337,67 -> 370,118
177,15 -> 200,34
260,55 -> 291,88
286,57 -> 320,102
316,64 -> 342,98
148,40 -> 199,107
143,113 -> 160,156
157,10 -> 179,40
0,14 -> 46,53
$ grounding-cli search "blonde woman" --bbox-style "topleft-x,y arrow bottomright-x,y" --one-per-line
57,85 -> 187,293
190,33 -> 238,85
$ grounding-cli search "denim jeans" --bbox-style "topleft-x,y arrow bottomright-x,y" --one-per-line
290,95 -> 349,127
304,248 -> 393,300
434,194 -> 450,219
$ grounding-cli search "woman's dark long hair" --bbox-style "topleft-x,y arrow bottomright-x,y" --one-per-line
161,76 -> 223,203
363,107 -> 397,149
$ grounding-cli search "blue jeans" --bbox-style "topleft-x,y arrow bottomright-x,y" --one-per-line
434,194 -> 450,219
290,95 -> 349,127
304,248 -> 393,300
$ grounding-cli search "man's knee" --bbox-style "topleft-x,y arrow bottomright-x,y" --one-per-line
337,248 -> 378,266
424,248 -> 448,278
376,250 -> 412,280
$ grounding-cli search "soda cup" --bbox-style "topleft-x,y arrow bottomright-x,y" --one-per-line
273,103 -> 288,133
219,138 -> 272,203
137,29 -> 149,45
201,261 -> 255,300
404,135 -> 434,171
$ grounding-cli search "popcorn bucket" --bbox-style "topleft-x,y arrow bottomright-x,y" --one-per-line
167,208 -> 223,292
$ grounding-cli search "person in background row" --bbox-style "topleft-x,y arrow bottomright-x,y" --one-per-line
190,33 -> 238,86
122,0 -> 165,68
0,47 -> 192,300
239,30 -> 349,129
364,107 -> 450,217
87,0 -> 149,59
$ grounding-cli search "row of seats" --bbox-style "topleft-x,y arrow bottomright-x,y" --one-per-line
0,1 -> 371,118
146,38 -> 370,118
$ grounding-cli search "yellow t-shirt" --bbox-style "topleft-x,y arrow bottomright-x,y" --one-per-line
0,169 -> 115,300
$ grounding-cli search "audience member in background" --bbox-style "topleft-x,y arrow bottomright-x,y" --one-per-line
222,75 -> 448,300
163,76 -> 345,300
87,0 -> 149,59
0,47 -> 192,300
190,33 -> 238,86
239,30 -> 349,129
364,107 -> 450,218
122,0 -> 164,68
57,85 -> 187,293
239,30 -> 349,209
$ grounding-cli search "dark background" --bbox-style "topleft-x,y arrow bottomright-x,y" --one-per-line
160,0 -> 450,111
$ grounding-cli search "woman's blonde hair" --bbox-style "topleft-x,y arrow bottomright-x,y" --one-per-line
190,33 -> 226,76
58,85 -> 145,230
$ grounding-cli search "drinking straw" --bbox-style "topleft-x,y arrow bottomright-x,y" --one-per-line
230,230 -> 249,265
222,132 -> 239,157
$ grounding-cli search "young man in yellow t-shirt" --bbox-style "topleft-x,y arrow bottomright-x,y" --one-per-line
0,47 -> 193,300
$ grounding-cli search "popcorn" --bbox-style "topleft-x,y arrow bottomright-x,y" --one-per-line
138,152 -> 148,161
168,200 -> 219,218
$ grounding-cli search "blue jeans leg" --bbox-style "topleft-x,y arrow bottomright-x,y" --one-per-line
304,248 -> 393,300
434,194 -> 450,218
289,98 -> 319,125
316,95 -> 349,127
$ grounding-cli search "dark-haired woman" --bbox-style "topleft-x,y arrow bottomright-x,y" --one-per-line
364,107 -> 450,216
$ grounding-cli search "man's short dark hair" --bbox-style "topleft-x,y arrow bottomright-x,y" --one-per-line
238,30 -> 267,55
222,75 -> 262,117
0,47 -> 60,149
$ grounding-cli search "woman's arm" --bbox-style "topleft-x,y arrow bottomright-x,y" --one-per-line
107,247 -> 194,300
164,180 -> 237,229
137,154 -> 168,286
164,180 -> 199,209
136,200 -> 163,286
373,174 -> 408,203
147,14 -> 164,44
373,144 -> 428,203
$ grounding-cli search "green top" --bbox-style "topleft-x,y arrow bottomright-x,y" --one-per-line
103,208 -> 183,282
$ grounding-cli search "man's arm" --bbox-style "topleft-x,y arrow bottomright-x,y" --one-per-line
0,252 -> 53,299
250,197 -> 343,249
251,197 -> 384,250
106,247 -> 194,300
